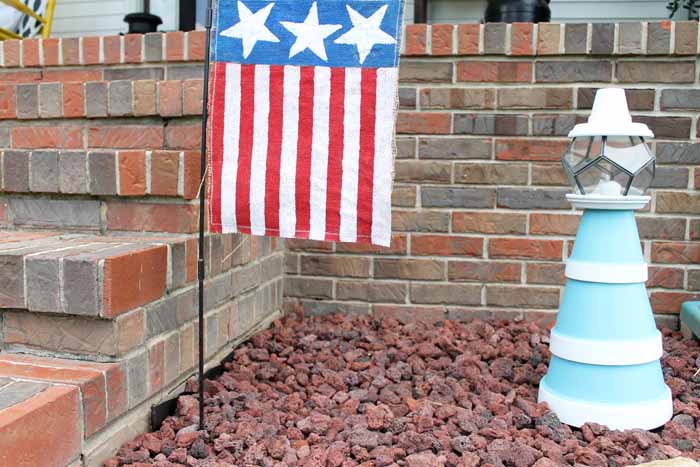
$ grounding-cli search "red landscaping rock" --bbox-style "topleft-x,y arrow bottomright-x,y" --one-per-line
107,312 -> 700,466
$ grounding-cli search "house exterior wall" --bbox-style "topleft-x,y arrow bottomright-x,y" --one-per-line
285,21 -> 700,326
426,0 -> 671,23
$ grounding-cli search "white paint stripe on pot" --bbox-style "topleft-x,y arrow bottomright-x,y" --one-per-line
538,380 -> 672,431
565,260 -> 648,284
550,329 -> 663,366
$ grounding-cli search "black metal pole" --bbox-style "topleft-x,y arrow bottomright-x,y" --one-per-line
198,0 -> 215,432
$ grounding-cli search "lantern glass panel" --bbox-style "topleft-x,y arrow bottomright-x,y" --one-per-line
603,136 -> 653,175
576,158 -> 631,196
629,161 -> 655,196
563,137 -> 603,173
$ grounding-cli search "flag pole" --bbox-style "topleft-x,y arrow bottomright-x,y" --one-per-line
198,0 -> 216,432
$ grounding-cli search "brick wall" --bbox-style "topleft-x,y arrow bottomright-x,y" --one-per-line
285,21 -> 700,324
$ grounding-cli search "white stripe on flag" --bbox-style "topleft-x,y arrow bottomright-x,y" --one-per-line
371,67 -> 397,246
249,64 -> 270,236
279,65 -> 300,238
339,67 -> 362,243
221,63 -> 241,231
309,66 -> 331,241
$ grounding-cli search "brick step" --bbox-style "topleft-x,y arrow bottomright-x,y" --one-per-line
0,353 -> 126,466
0,231 -> 196,317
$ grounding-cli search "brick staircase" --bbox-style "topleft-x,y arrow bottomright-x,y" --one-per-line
0,228 -> 283,466
0,30 -> 287,466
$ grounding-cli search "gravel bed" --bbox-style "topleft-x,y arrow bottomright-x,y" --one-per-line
107,312 -> 700,467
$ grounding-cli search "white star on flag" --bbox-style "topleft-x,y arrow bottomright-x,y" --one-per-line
220,1 -> 279,59
280,2 -> 342,61
334,5 -> 396,64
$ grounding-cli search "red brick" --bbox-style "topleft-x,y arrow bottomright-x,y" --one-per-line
411,234 -> 483,257
405,24 -> 427,55
88,125 -> 163,149
134,80 -> 157,116
373,305 -> 445,324
335,234 -> 407,255
106,202 -> 198,233
650,291 -> 700,314
648,267 -> 685,289
530,213 -> 580,236
691,220 -> 700,241
62,82 -> 85,118
105,365 -> 127,421
124,34 -> 143,63
159,80 -> 183,117
166,31 -> 185,61
490,238 -> 563,260
103,36 -> 122,64
537,23 -> 561,55
0,70 -> 40,83
165,123 -> 201,149
448,260 -> 521,282
511,23 -> 534,55
186,238 -> 198,282
151,150 -> 180,196
396,112 -> 451,135
496,139 -> 568,162
12,126 -> 83,149
188,30 -> 206,60
183,150 -> 200,199
103,246 -> 168,317
431,24 -> 454,55
118,150 -> 147,196
41,38 -> 59,66
43,69 -> 102,82
0,84 -> 16,119
3,40 -> 20,67
82,36 -> 101,65
526,263 -> 566,285
183,79 -> 204,115
22,38 -> 40,67
651,241 -> 700,264
149,339 -> 165,394
457,62 -> 532,82
457,24 -> 480,54
453,212 -> 526,235
0,385 -> 80,467
61,38 -> 80,66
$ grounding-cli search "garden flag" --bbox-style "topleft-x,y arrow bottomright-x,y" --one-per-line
208,0 -> 404,246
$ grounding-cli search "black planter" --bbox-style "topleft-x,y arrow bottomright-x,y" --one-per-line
124,12 -> 163,34
484,0 -> 551,23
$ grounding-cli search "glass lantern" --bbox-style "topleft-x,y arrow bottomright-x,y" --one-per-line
561,88 -> 655,198
562,136 -> 655,197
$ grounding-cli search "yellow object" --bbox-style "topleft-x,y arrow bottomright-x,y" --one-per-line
0,0 -> 56,39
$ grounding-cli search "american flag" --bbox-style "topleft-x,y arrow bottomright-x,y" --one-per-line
209,0 -> 404,247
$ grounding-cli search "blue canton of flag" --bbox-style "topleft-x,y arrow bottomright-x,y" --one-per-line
209,0 -> 405,247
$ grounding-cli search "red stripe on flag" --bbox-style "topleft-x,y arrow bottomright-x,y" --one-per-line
357,68 -> 377,241
324,67 -> 345,242
265,65 -> 284,236
235,64 -> 255,234
295,66 -> 315,238
209,62 -> 227,232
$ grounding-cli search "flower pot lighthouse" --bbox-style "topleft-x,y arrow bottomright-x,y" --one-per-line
538,88 -> 673,430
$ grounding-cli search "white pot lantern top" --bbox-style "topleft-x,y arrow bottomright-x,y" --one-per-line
569,88 -> 654,138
